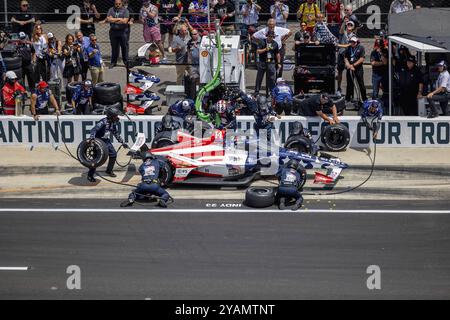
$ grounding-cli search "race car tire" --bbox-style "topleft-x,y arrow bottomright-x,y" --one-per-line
65,81 -> 83,103
244,187 -> 275,208
4,56 -> 22,70
285,135 -> 314,155
321,123 -> 351,152
93,102 -> 122,113
155,156 -> 174,187
93,82 -> 122,105
77,138 -> 109,169
152,137 -> 175,149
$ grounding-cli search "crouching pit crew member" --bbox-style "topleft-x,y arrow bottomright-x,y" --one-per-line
72,80 -> 93,115
296,93 -> 340,125
211,100 -> 237,130
87,107 -> 129,182
121,152 -> 172,208
168,99 -> 195,120
272,77 -> 294,115
30,81 -> 61,120
361,99 -> 383,141
276,159 -> 305,211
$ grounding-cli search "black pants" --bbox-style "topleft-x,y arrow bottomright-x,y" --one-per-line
399,91 -> 419,116
110,30 -> 128,65
22,64 -> 35,89
35,58 -> 48,82
80,60 -> 90,81
75,102 -> 91,115
255,62 -> 276,96
427,92 -> 450,116
277,46 -> 285,78
346,67 -> 367,102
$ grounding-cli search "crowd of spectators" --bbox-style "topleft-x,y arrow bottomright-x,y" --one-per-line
1,0 -> 448,118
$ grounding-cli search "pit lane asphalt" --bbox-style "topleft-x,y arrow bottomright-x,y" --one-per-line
0,199 -> 449,299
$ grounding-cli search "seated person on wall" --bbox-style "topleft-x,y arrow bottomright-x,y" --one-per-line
295,93 -> 340,125
30,81 -> 61,120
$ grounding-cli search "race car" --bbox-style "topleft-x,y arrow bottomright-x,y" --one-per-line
128,128 -> 348,187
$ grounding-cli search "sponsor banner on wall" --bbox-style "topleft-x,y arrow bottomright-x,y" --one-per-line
0,116 -> 449,147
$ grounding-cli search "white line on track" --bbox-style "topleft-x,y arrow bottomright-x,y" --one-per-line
0,267 -> 29,271
0,208 -> 450,214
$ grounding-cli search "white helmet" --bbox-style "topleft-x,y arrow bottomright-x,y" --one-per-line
5,71 -> 18,80
216,100 -> 227,114
181,100 -> 191,111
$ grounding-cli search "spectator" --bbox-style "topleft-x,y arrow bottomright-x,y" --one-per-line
325,0 -> 341,38
171,24 -> 191,84
344,36 -> 367,104
313,13 -> 337,45
75,31 -> 91,81
252,18 -> 292,77
294,22 -> 309,50
79,0 -> 100,36
16,32 -> 35,90
213,0 -> 236,33
30,81 -> 60,120
11,0 -> 36,39
188,0 -> 209,29
370,39 -> 388,99
47,33 -> 64,81
86,34 -> 105,85
296,0 -> 321,34
103,0 -> 130,69
344,4 -> 361,31
187,29 -> 201,76
140,0 -> 167,63
296,93 -> 340,124
390,0 -> 414,14
72,80 -> 93,115
62,34 -> 81,88
31,24 -> 48,82
241,0 -> 261,39
398,56 -> 423,116
122,0 -> 135,58
156,0 -> 183,53
0,52 -> 6,90
1,71 -> 26,116
336,20 -> 355,95
270,0 -> 289,29
254,30 -> 280,97
426,61 -> 450,118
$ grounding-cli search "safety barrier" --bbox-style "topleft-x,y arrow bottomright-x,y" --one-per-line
0,115 -> 449,147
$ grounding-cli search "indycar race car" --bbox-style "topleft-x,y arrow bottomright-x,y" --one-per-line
127,128 -> 348,187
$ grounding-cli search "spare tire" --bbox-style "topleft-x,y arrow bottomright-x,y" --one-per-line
93,102 -> 122,111
244,187 -> 275,208
66,81 -> 83,103
4,56 -> 22,70
77,138 -> 109,169
321,123 -> 351,152
94,82 -> 122,105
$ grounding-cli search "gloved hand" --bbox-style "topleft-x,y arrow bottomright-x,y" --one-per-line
122,143 -> 130,149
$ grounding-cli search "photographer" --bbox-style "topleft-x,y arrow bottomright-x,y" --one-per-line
254,31 -> 280,97
270,0 -> 289,29
75,31 -> 91,81
241,0 -> 261,39
213,0 -> 236,33
86,34 -> 105,85
187,29 -> 201,76
79,0 -> 100,36
62,34 -> 81,88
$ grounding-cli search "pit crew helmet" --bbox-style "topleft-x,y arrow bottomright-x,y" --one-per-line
286,159 -> 300,171
290,121 -> 304,135
106,106 -> 121,122
216,100 -> 227,114
181,100 -> 191,112
162,114 -> 174,130
143,151 -> 155,161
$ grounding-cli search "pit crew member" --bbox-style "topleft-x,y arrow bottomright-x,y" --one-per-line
167,98 -> 195,120
272,77 -> 294,115
211,99 -> 237,130
276,159 -> 305,211
72,80 -> 93,115
253,95 -> 280,141
155,114 -> 182,133
1,71 -> 26,115
295,93 -> 340,124
361,99 -> 383,140
30,81 -> 61,120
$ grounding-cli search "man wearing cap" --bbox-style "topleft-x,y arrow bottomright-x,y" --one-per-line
295,93 -> 340,125
30,81 -> 61,120
398,55 -> 424,116
336,19 -> 355,96
16,32 -> 35,90
272,77 -> 294,115
344,36 -> 367,104
86,34 -> 104,85
426,61 -> 450,118
11,0 -> 36,39
370,39 -> 389,100
103,0 -> 130,69
1,71 -> 26,116
253,18 -> 292,77
254,30 -> 280,97
71,80 -> 93,115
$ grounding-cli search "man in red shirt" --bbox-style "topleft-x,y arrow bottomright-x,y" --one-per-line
1,71 -> 26,115
325,0 -> 341,38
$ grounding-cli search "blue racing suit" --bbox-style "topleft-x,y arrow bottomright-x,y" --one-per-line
253,103 -> 277,141
88,117 -> 124,177
72,86 -> 93,115
168,99 -> 195,120
276,167 -> 304,203
272,83 -> 294,115
361,99 -> 383,135
129,159 -> 171,202
34,89 -> 52,114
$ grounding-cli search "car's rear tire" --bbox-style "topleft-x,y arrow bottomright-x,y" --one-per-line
244,187 -> 275,208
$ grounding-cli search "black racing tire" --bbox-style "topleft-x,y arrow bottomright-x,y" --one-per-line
93,82 -> 122,105
155,156 -> 174,187
4,56 -> 22,70
93,102 -> 122,111
151,131 -> 177,149
77,138 -> 109,169
321,123 -> 351,152
244,187 -> 275,208
66,81 -> 83,103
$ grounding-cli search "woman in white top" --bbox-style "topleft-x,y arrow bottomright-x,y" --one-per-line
31,24 -> 48,83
